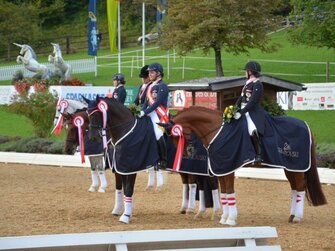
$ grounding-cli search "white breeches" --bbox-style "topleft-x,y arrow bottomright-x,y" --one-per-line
245,112 -> 257,136
148,112 -> 164,140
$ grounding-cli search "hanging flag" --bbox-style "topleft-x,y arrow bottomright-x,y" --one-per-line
156,0 -> 168,26
88,0 -> 98,56
107,0 -> 118,53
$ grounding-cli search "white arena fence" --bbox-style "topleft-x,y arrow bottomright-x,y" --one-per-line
0,152 -> 334,185
0,227 -> 281,251
0,58 -> 95,81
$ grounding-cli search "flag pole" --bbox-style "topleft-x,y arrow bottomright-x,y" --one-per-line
142,2 -> 145,66
118,0 -> 121,73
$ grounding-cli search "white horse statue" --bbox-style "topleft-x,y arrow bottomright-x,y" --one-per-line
48,43 -> 72,81
13,43 -> 50,80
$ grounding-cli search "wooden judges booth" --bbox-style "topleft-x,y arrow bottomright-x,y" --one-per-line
168,75 -> 306,111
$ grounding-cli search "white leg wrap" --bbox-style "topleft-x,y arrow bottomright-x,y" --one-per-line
198,190 -> 206,212
290,190 -> 297,215
188,183 -> 197,211
156,170 -> 164,188
181,184 -> 189,210
147,167 -> 155,187
88,171 -> 99,192
98,171 -> 108,192
220,193 -> 228,224
225,193 -> 237,226
112,189 -> 123,215
124,196 -> 133,216
211,189 -> 221,211
295,191 -> 305,219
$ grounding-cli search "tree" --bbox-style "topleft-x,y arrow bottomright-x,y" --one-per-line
289,0 -> 335,49
160,0 -> 281,76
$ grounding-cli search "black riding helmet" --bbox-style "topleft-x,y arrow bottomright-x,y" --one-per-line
139,65 -> 149,78
113,73 -> 125,82
147,62 -> 164,77
244,61 -> 261,73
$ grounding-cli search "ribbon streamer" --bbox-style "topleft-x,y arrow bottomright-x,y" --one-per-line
52,99 -> 69,135
73,115 -> 85,163
97,100 -> 108,149
171,124 -> 184,172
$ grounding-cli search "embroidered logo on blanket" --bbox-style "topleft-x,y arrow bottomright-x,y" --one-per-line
278,142 -> 299,158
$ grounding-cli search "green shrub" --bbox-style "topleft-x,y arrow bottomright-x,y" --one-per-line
262,97 -> 286,116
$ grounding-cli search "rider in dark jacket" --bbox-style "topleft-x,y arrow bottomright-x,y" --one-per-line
112,73 -> 127,104
235,61 -> 265,164
134,65 -> 152,107
138,63 -> 169,169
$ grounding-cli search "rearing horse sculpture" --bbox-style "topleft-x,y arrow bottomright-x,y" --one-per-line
48,43 -> 72,81
13,43 -> 50,80
166,106 -> 327,226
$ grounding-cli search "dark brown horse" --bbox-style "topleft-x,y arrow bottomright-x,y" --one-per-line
168,106 -> 327,226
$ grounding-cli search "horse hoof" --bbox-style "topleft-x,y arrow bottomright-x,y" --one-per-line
186,209 -> 195,214
288,215 -> 294,223
292,216 -> 302,223
180,208 -> 187,214
194,211 -> 205,219
145,185 -> 154,191
219,216 -> 227,224
98,187 -> 106,193
119,214 -> 131,224
88,186 -> 97,192
111,208 -> 123,216
225,218 -> 237,226
156,186 -> 163,192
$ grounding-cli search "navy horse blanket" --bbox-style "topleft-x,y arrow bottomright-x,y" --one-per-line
106,117 -> 159,174
208,113 -> 312,176
167,133 -> 208,175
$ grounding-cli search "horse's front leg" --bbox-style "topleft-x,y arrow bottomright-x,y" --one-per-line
16,56 -> 22,64
285,170 -> 305,223
219,172 -> 237,226
119,173 -> 137,224
111,172 -> 123,216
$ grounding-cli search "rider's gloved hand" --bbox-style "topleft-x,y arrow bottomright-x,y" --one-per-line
234,112 -> 241,120
138,111 -> 145,118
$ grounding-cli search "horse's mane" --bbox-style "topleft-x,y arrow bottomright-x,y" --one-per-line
175,106 -> 223,117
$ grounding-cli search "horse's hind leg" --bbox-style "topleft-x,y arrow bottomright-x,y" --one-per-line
186,175 -> 197,214
194,176 -> 206,219
94,156 -> 108,193
112,173 -> 123,216
208,177 -> 221,220
119,174 -> 137,224
285,170 -> 305,223
180,173 -> 189,214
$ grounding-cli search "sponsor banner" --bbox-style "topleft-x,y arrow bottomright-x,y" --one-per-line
88,0 -> 98,56
293,83 -> 335,110
171,90 -> 217,110
1,86 -> 137,106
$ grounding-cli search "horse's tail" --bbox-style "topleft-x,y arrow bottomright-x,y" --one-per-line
305,134 -> 327,206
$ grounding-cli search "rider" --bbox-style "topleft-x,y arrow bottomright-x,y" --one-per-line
112,73 -> 127,104
134,65 -> 152,106
138,62 -> 169,170
235,61 -> 265,165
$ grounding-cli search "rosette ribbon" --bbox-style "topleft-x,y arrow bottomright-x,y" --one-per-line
171,124 -> 184,172
97,100 -> 108,149
52,99 -> 69,135
73,115 -> 85,163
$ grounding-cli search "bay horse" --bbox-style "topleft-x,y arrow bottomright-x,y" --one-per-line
52,98 -> 109,193
166,106 -> 327,226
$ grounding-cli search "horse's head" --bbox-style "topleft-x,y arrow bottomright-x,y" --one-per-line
63,110 -> 89,155
51,43 -> 61,55
13,43 -> 36,59
84,95 -> 103,141
53,98 -> 87,127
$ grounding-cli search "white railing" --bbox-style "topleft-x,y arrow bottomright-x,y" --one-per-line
0,58 -> 95,81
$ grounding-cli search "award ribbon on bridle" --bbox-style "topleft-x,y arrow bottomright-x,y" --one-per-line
73,115 -> 85,163
146,79 -> 169,123
97,100 -> 108,149
52,99 -> 69,135
171,124 -> 184,172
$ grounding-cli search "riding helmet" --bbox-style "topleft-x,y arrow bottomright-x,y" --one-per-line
244,61 -> 261,73
147,63 -> 164,75
113,73 -> 125,82
139,65 -> 149,78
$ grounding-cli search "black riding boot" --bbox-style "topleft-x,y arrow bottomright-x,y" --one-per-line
156,137 -> 167,170
251,130 -> 262,165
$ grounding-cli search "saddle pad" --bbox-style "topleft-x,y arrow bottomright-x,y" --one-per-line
166,133 -> 209,176
208,114 -> 311,176
106,117 -> 159,174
